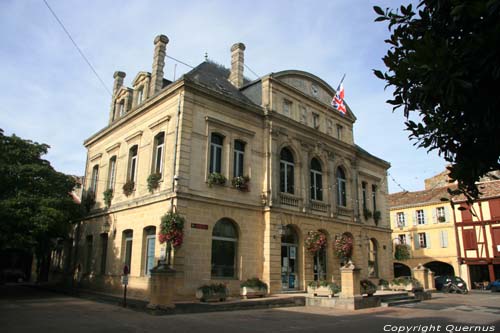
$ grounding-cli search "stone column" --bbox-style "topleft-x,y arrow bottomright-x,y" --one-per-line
147,264 -> 176,310
427,270 -> 436,290
412,263 -> 429,290
340,261 -> 361,298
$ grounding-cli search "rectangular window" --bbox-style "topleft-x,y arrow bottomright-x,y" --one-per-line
119,101 -> 125,117
90,165 -> 99,193
310,170 -> 323,201
210,133 -> 223,174
100,234 -> 108,275
137,87 -> 144,105
362,182 -> 367,209
336,124 -> 343,140
418,232 -> 427,248
283,99 -> 291,115
124,233 -> 133,271
153,133 -> 164,176
436,207 -> 446,222
107,156 -> 116,190
489,198 -> 500,220
144,235 -> 155,276
398,234 -> 407,245
462,229 -> 477,250
397,212 -> 406,228
372,185 -> 377,212
416,209 -> 425,225
312,113 -> 320,129
128,146 -> 138,183
233,140 -> 245,177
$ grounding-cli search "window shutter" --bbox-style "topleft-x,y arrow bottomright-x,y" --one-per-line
423,210 -> 427,225
406,233 -> 411,246
432,208 -> 438,224
442,231 -> 448,248
414,233 -> 420,249
426,232 -> 431,248
413,211 -> 417,226
444,206 -> 450,223
403,213 -> 407,227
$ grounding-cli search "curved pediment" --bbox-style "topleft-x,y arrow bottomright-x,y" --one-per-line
273,70 -> 355,121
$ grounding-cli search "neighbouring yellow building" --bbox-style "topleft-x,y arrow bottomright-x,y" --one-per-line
389,177 -> 458,278
65,34 -> 393,301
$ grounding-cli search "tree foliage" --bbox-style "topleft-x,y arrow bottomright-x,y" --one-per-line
0,129 -> 81,279
374,1 -> 500,200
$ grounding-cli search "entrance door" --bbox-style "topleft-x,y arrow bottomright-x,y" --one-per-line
281,225 -> 299,290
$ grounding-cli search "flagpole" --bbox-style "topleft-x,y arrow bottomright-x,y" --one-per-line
338,73 -> 346,88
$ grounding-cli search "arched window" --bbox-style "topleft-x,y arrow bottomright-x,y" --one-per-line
122,230 -> 133,272
210,133 -> 224,174
211,219 -> 238,278
280,148 -> 295,194
336,167 -> 347,207
152,132 -> 165,176
233,140 -> 245,177
107,156 -> 117,190
368,238 -> 378,278
128,145 -> 138,183
143,227 -> 156,276
310,158 -> 323,201
90,165 -> 99,193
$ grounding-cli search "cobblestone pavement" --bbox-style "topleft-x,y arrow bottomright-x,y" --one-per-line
1,285 -> 499,333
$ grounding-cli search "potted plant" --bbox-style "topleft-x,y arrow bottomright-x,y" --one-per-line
373,210 -> 381,224
363,208 -> 372,220
103,188 -> 113,207
307,280 -> 341,298
240,277 -> 268,299
196,283 -> 228,302
360,279 -> 377,296
122,180 -> 135,196
231,175 -> 250,191
207,172 -> 227,187
334,234 -> 353,261
378,279 -> 389,291
158,211 -> 185,249
394,244 -> 411,260
147,172 -> 161,193
305,230 -> 327,255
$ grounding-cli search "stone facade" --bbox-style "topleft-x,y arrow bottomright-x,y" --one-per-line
70,34 -> 392,301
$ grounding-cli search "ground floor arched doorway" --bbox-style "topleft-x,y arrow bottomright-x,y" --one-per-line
424,261 -> 455,276
394,262 -> 411,277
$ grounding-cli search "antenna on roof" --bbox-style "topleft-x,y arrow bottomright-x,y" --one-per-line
204,52 -> 208,61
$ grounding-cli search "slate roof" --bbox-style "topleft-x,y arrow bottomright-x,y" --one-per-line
184,61 -> 256,106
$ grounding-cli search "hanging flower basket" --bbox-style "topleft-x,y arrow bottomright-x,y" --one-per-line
147,172 -> 161,193
159,211 -> 185,249
334,233 -> 353,259
103,188 -> 113,207
122,180 -> 135,196
305,230 -> 327,254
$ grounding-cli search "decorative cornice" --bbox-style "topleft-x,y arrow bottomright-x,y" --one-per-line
125,130 -> 143,143
205,116 -> 256,137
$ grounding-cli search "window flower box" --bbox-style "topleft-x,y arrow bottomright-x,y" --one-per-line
207,172 -> 226,187
307,281 -> 341,298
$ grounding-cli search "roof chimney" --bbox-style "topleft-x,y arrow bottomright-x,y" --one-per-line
229,43 -> 245,88
109,71 -> 126,123
149,34 -> 169,97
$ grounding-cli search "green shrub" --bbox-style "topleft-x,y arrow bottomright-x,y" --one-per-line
240,277 -> 268,290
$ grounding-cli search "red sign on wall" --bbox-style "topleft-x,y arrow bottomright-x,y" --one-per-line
191,223 -> 208,230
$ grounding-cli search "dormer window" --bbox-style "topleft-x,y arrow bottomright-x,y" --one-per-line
119,100 -> 125,117
137,86 -> 144,105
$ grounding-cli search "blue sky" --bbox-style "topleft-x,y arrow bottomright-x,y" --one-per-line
0,0 -> 445,193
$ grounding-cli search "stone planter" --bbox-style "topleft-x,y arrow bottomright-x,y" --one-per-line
307,286 -> 335,298
389,282 -> 420,292
240,287 -> 267,299
195,288 -> 228,302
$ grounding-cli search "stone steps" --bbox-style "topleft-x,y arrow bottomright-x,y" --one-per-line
380,295 -> 421,307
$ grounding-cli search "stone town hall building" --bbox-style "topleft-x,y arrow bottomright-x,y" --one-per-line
74,34 -> 393,300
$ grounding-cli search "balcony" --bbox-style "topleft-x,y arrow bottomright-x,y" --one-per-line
279,192 -> 302,207
310,200 -> 330,212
